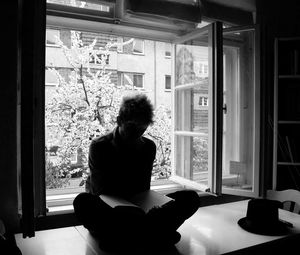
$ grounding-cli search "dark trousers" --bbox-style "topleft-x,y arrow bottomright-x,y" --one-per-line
73,190 -> 200,251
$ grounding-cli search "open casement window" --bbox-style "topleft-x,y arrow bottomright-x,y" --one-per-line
170,22 -> 223,195
221,26 -> 260,197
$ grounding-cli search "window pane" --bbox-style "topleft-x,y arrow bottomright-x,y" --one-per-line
165,43 -> 171,58
123,73 -> 133,86
121,38 -> 144,54
47,0 -> 111,12
133,39 -> 144,54
173,27 -> 214,192
222,30 -> 255,191
165,75 -> 171,90
45,69 -> 59,85
46,29 -> 59,45
175,87 -> 208,132
175,44 -> 208,87
133,74 -> 143,88
175,135 -> 208,186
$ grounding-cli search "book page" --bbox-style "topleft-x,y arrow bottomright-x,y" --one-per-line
129,190 -> 174,213
100,190 -> 173,213
100,194 -> 138,208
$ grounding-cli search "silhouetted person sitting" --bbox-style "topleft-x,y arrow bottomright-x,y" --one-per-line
73,94 -> 200,251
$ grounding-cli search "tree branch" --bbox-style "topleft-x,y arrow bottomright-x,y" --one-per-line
79,65 -> 90,107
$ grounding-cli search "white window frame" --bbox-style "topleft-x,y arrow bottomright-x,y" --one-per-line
221,26 -> 260,197
170,23 -> 223,195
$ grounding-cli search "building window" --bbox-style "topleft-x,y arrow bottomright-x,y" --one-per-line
119,72 -> 144,89
198,96 -> 208,106
117,37 -> 144,55
45,69 -> 59,86
46,29 -> 60,46
165,75 -> 171,90
194,61 -> 209,77
165,43 -> 171,58
89,53 -> 110,65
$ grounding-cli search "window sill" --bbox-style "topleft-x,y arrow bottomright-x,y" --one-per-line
46,179 -> 183,214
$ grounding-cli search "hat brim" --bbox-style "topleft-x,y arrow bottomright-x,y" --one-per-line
238,217 -> 289,236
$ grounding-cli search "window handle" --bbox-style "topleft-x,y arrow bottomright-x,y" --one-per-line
223,104 -> 227,114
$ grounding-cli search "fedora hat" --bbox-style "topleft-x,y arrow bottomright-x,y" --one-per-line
238,198 -> 289,235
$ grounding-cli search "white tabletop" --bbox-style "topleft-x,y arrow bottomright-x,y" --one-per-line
175,200 -> 300,255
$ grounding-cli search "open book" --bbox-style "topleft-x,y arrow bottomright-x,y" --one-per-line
100,190 -> 173,213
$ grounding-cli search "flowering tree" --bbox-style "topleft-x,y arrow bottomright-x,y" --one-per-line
45,31 -> 172,188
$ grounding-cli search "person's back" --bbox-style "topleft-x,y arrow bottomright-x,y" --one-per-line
86,128 -> 156,198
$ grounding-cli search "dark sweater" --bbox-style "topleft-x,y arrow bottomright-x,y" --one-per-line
86,127 -> 156,198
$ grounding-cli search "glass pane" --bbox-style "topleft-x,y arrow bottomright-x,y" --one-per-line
165,75 -> 171,90
175,43 -> 209,86
175,135 -> 209,186
175,88 -> 209,132
222,29 -> 255,191
47,0 -> 111,12
133,39 -> 144,54
46,29 -> 59,45
134,74 -> 143,88
173,27 -> 212,190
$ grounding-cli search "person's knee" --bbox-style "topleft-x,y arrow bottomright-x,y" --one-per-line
73,192 -> 99,221
73,192 -> 95,211
173,190 -> 200,215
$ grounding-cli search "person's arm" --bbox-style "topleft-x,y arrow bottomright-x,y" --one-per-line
143,139 -> 157,191
87,139 -> 109,196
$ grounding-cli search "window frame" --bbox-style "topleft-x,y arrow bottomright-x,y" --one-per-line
36,12 -> 260,229
221,26 -> 261,197
170,22 -> 223,195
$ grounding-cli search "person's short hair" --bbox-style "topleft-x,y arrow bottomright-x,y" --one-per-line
118,94 -> 154,125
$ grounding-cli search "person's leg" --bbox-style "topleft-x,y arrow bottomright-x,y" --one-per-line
73,193 -> 148,251
73,192 -> 113,235
146,190 -> 200,234
166,189 -> 200,221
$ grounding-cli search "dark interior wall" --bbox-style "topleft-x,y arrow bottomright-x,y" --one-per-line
0,1 -> 19,232
257,0 -> 300,192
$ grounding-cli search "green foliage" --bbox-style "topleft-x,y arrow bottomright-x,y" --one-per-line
193,136 -> 208,172
45,159 -> 70,189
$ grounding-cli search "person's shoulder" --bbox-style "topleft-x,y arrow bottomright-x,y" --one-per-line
142,136 -> 156,149
90,132 -> 113,147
